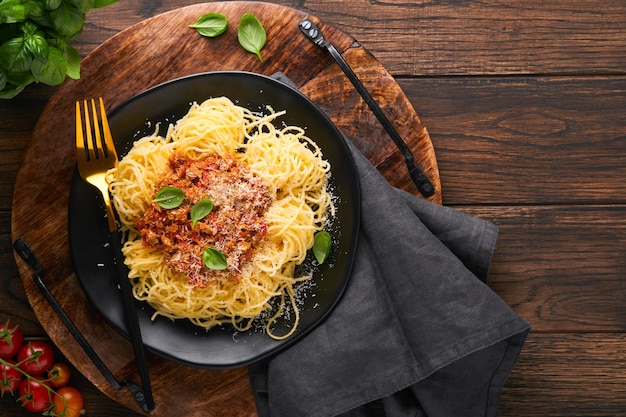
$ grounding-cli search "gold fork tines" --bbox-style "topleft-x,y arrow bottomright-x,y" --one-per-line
75,98 -> 118,232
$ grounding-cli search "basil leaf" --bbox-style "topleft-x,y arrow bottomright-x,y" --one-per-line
24,31 -> 49,60
0,37 -> 32,72
0,0 -> 27,23
313,231 -> 332,264
153,186 -> 185,209
189,13 -> 228,38
0,82 -> 25,99
31,46 -> 66,85
24,1 -> 45,18
67,0 -> 96,14
44,0 -> 63,10
49,1 -> 85,37
202,247 -> 228,270
191,199 -> 213,227
7,69 -> 34,85
237,13 -> 266,62
62,43 -> 80,79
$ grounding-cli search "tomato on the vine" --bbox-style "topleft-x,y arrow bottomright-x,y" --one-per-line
17,341 -> 55,375
1,359 -> 23,394
0,321 -> 24,359
48,362 -> 71,388
18,375 -> 51,412
52,386 -> 84,417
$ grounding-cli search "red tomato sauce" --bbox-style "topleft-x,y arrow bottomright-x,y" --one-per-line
136,152 -> 272,287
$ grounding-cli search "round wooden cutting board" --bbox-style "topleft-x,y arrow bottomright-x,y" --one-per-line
11,2 -> 440,416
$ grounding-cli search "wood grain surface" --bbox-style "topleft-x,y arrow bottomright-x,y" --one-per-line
2,0 -> 626,416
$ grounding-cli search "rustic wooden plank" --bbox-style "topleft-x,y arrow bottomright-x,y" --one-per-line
78,0 -> 626,76
0,85 -> 53,211
0,212 -> 45,337
400,76 -> 626,205
299,0 -> 626,76
501,333 -> 626,416
460,205 -> 626,332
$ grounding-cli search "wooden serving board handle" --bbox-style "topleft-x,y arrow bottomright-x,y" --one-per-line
12,2 -> 440,415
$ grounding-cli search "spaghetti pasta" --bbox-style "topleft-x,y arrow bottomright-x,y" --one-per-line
108,97 -> 334,339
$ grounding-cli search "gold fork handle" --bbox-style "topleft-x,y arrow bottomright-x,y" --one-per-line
103,192 -> 118,233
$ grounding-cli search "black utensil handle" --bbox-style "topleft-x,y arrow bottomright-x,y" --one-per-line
299,18 -> 435,197
110,231 -> 155,413
13,237 -> 44,274
12,238 -> 123,390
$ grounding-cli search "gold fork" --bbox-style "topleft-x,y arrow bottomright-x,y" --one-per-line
75,98 -> 118,232
75,98 -> 155,412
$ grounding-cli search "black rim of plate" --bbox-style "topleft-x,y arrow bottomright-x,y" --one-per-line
68,71 -> 360,369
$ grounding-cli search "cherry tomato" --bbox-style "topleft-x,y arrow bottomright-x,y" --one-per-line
1,359 -> 23,394
52,386 -> 84,417
17,341 -> 55,375
0,321 -> 24,359
48,362 -> 71,388
18,375 -> 52,412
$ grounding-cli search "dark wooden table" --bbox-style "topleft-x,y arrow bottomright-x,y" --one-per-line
2,1 -> 625,416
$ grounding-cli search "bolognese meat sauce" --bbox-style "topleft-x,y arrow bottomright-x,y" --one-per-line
136,152 -> 273,287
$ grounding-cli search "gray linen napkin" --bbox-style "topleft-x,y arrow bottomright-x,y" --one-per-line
248,74 -> 530,417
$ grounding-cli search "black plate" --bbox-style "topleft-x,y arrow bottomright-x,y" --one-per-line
68,71 -> 360,369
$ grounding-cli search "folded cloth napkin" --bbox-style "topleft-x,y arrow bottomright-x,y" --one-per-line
248,74 -> 530,417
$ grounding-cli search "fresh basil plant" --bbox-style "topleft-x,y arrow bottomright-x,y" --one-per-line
0,0 -> 120,99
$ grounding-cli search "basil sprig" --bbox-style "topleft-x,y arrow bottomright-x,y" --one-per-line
313,231 -> 332,264
153,186 -> 185,209
202,247 -> 228,270
237,13 -> 266,62
191,198 -> 214,227
0,0 -> 119,99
